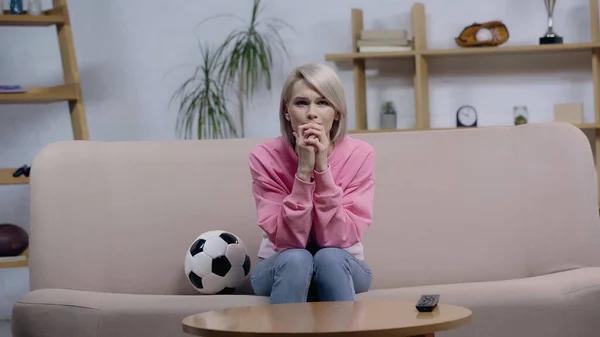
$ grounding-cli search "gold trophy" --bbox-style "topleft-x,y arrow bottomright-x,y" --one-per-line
540,0 -> 563,44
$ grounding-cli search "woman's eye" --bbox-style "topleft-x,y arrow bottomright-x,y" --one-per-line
295,100 -> 307,105
318,100 -> 329,105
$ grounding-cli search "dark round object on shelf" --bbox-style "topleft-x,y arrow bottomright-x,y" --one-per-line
0,223 -> 29,257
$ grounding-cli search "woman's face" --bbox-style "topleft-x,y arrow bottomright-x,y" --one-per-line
285,80 -> 339,139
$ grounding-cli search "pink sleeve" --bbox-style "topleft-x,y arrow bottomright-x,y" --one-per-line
311,149 -> 375,248
248,152 -> 313,250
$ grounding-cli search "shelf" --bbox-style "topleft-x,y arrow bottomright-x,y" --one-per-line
0,256 -> 28,268
0,84 -> 79,104
348,123 -> 600,134
0,9 -> 65,26
422,42 -> 600,57
324,43 -> 600,62
575,123 -> 600,129
0,168 -> 29,185
0,248 -> 29,269
325,50 -> 416,61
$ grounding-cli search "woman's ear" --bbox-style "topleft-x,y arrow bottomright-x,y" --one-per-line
334,110 -> 340,121
284,108 -> 291,121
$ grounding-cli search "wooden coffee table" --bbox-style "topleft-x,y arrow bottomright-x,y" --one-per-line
182,300 -> 472,337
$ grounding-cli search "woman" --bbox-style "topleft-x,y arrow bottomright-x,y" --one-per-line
248,62 -> 376,304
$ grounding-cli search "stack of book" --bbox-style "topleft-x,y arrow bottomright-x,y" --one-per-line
0,85 -> 26,93
357,29 -> 412,53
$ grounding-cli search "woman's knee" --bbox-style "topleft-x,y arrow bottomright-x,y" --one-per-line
313,248 -> 373,296
249,249 -> 313,296
313,247 -> 350,270
249,258 -> 274,296
276,248 -> 314,273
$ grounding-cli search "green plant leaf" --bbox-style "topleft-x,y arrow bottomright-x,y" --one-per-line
170,43 -> 238,139
171,0 -> 293,139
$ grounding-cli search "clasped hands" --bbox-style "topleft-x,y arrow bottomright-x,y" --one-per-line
293,122 -> 330,182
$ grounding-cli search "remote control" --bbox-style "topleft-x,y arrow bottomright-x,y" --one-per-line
416,294 -> 440,312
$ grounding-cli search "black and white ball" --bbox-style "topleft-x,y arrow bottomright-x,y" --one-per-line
184,230 -> 251,294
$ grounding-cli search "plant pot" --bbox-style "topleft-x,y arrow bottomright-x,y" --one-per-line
381,113 -> 397,130
513,105 -> 529,125
514,115 -> 528,125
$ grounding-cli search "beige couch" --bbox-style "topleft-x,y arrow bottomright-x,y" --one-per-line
11,122 -> 600,337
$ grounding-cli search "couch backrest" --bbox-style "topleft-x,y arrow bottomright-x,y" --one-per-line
28,123 -> 600,295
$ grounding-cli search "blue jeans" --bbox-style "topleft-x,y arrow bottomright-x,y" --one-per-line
249,247 -> 372,304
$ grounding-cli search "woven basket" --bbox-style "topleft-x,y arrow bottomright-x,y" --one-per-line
455,21 -> 509,47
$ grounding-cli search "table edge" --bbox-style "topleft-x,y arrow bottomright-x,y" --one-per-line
181,304 -> 472,337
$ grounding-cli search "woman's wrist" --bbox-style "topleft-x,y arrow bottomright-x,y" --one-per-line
296,168 -> 312,182
315,163 -> 328,173
315,152 -> 328,173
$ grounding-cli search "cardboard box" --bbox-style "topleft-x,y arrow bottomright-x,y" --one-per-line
554,103 -> 583,124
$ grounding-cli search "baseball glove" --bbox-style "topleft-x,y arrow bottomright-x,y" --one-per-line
455,21 -> 509,47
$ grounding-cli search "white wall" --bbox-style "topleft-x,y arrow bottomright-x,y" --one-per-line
0,0 -> 597,315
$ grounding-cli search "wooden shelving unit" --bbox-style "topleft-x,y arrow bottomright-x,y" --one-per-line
325,0 -> 600,203
0,0 -> 88,189
0,0 -> 88,268
0,9 -> 65,26
348,123 -> 600,134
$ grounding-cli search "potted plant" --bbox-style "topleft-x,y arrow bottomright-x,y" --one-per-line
381,101 -> 397,129
171,0 -> 292,139
513,105 -> 529,125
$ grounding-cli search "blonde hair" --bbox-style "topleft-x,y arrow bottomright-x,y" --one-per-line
279,63 -> 347,145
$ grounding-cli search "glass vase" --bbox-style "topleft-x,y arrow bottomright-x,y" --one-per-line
380,102 -> 397,130
27,0 -> 41,15
10,0 -> 23,14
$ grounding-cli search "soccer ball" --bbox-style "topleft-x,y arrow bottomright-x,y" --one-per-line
184,230 -> 251,294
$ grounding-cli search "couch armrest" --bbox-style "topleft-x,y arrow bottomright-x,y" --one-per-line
12,289 -> 269,337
